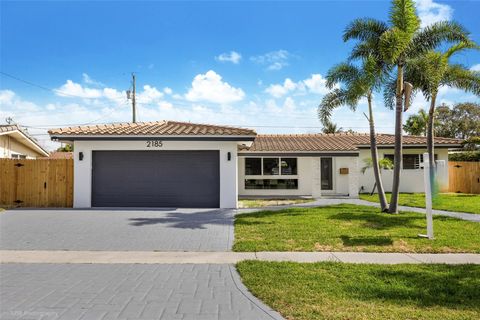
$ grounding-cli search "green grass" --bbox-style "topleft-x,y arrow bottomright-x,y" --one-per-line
233,204 -> 480,253
237,261 -> 480,320
359,193 -> 480,214
238,198 -> 314,208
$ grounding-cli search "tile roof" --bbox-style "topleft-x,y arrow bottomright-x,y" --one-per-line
240,133 -> 463,152
48,121 -> 257,136
0,124 -> 21,134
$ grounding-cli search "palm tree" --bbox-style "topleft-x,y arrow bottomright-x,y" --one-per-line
403,109 -> 429,136
321,120 -> 342,134
345,0 -> 471,213
319,58 -> 389,211
404,41 -> 480,193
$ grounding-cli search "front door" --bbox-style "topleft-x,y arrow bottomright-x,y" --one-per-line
321,158 -> 333,190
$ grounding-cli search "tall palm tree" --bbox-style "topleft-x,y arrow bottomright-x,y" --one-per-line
345,0 -> 471,213
404,41 -> 480,193
319,57 -> 389,211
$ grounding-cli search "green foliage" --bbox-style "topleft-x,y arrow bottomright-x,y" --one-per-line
403,109 -> 428,136
435,103 -> 480,139
389,0 -> 419,35
57,144 -> 73,152
361,157 -> 394,174
321,120 -> 342,134
449,151 -> 480,162
462,136 -> 480,151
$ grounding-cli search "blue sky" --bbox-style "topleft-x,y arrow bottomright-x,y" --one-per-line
1,0 -> 479,149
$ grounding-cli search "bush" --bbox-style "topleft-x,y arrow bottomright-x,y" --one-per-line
449,151 -> 480,162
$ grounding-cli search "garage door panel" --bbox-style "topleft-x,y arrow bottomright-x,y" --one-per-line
92,151 -> 220,207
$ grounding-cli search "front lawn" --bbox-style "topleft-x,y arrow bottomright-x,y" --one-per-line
359,192 -> 480,214
237,261 -> 480,320
233,204 -> 480,253
238,198 -> 314,208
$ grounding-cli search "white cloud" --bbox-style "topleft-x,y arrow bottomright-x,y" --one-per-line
265,78 -> 298,98
216,51 -> 242,64
163,87 -> 173,95
470,64 -> 480,71
416,0 -> 453,28
82,73 -> 104,87
137,85 -> 164,104
55,80 -> 103,98
303,74 -> 330,95
265,74 -> 330,98
185,70 -> 245,104
251,50 -> 291,71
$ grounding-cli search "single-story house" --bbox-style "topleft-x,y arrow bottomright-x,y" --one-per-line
1,124 -> 49,159
48,120 -> 462,209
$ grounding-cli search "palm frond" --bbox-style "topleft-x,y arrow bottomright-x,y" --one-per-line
444,41 -> 479,59
343,18 -> 389,42
325,63 -> 361,88
389,0 -> 419,35
383,77 -> 397,110
408,21 -> 471,58
442,65 -> 480,96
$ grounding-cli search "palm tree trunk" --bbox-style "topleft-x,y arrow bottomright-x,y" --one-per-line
427,94 -> 437,195
389,63 -> 404,214
367,93 -> 388,211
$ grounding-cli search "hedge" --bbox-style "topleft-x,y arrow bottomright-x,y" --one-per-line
449,151 -> 480,162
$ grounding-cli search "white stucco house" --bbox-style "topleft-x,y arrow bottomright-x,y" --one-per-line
1,124 -> 49,159
49,120 -> 462,209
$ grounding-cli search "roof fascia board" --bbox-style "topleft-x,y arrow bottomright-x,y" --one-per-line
238,152 -> 359,157
7,130 -> 49,156
50,135 -> 256,142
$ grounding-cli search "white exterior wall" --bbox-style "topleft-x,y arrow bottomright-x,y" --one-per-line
73,140 -> 239,209
238,155 -> 359,198
358,148 -> 450,193
0,135 -> 44,159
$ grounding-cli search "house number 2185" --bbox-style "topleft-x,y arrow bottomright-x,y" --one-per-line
146,140 -> 163,147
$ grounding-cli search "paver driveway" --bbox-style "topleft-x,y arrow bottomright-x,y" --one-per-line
0,263 -> 280,320
0,208 -> 234,251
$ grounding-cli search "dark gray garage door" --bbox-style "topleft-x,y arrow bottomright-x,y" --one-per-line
92,151 -> 220,208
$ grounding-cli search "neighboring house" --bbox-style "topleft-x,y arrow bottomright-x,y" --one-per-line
0,124 -> 49,159
48,121 -> 462,209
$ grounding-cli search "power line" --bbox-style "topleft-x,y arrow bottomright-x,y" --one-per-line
0,71 -> 129,112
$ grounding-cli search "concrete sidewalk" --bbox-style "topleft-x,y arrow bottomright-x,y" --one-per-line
2,250 -> 479,265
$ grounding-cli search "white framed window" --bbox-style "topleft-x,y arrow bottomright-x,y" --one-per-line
244,157 -> 298,189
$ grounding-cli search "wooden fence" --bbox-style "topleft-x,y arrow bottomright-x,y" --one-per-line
449,161 -> 480,194
0,159 -> 73,208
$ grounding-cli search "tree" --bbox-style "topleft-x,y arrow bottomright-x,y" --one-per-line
452,102 -> 480,139
334,0 -> 470,212
319,56 -> 390,211
435,104 -> 456,138
321,120 -> 342,134
404,41 -> 479,187
57,144 -> 73,152
403,109 -> 428,136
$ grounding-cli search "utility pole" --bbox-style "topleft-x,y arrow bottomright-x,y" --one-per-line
131,73 -> 136,123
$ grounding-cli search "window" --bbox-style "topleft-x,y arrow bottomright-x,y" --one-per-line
384,154 -> 438,170
245,179 -> 298,189
11,154 -> 26,159
263,158 -> 279,175
245,158 -> 262,175
281,158 -> 297,175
